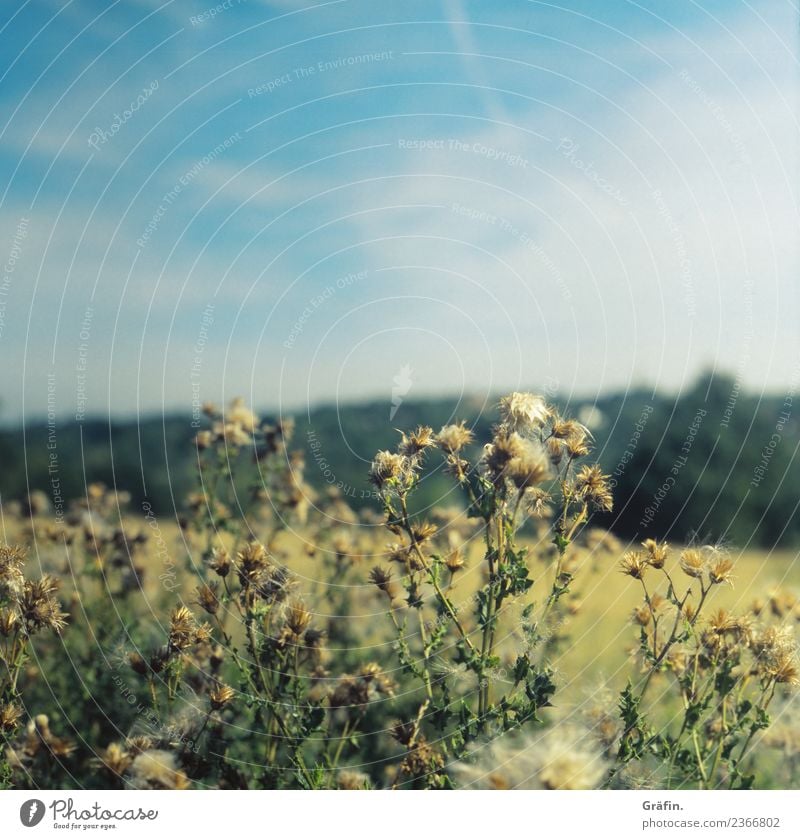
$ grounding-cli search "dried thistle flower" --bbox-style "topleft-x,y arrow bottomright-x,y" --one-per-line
254,563 -> 295,604
168,606 -> 198,651
194,582 -> 220,616
485,431 -> 525,482
0,544 -> 26,592
235,541 -> 270,587
336,770 -> 371,789
708,556 -> 736,586
208,546 -> 231,578
546,437 -> 564,466
642,539 -> 669,569
619,551 -> 648,580
0,607 -> 19,636
445,548 -> 466,574
505,438 -> 550,489
398,426 -> 435,457
226,397 -> 258,433
453,728 -> 606,790
574,465 -> 613,512
551,417 -> 591,443
0,703 -> 23,732
128,651 -> 149,676
499,392 -> 550,432
369,566 -> 398,600
369,451 -> 409,489
18,575 -> 68,633
436,422 -> 474,454
209,683 -> 235,710
411,521 -> 437,543
127,749 -> 190,790
98,742 -> 133,776
769,652 -> 800,686
679,549 -> 706,579
565,436 -> 592,459
525,487 -> 552,518
284,600 -> 312,636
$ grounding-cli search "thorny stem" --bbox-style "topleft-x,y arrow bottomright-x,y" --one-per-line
416,610 -> 434,700
398,497 -> 478,659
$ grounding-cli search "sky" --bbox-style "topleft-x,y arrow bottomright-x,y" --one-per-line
0,0 -> 797,422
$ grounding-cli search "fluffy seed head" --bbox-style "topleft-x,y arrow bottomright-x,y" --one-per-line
435,422 -> 474,454
127,750 -> 190,790
369,451 -> 408,488
499,392 -> 550,432
505,438 -> 551,489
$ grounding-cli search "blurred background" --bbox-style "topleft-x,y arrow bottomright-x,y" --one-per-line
0,0 -> 798,546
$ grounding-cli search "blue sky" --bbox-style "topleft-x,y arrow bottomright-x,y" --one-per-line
0,0 -> 797,421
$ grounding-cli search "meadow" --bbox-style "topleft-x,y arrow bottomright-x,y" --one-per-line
0,393 -> 798,790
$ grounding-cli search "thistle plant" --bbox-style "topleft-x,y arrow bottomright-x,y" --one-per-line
0,544 -> 68,786
1,393 -> 797,791
368,392 -> 614,778
611,542 -> 800,789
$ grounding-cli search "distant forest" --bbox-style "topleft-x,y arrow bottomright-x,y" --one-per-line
2,373 -> 797,548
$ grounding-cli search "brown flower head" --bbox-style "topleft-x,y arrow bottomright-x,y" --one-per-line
641,539 -> 669,569
619,551 -> 648,580
679,549 -> 706,579
574,465 -> 613,512
435,422 -> 474,455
